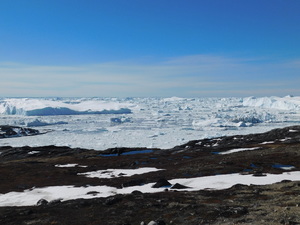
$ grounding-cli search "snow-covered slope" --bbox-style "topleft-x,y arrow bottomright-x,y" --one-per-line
0,98 -> 132,116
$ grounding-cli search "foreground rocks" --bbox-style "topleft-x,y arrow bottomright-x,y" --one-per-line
0,126 -> 300,224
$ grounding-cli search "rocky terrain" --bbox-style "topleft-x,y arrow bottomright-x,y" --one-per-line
0,126 -> 300,225
0,125 -> 40,139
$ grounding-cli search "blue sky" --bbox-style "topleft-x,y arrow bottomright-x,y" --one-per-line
1,0 -> 300,97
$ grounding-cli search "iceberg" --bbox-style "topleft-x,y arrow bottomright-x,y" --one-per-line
243,96 -> 300,110
0,98 -> 132,116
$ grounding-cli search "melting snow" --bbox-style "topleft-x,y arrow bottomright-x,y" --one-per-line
280,138 -> 292,142
28,151 -> 40,155
218,147 -> 261,155
78,167 -> 163,179
260,141 -> 275,145
272,164 -> 296,170
55,164 -> 79,168
1,171 -> 300,207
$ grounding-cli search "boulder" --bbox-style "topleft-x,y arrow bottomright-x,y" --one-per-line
171,183 -> 190,189
36,199 -> 48,206
152,179 -> 171,188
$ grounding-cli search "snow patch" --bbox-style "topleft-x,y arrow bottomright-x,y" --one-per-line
28,151 -> 40,155
1,171 -> 300,207
219,147 -> 261,155
55,164 -> 78,168
272,164 -> 295,170
289,129 -> 299,133
78,167 -> 163,179
260,141 -> 275,145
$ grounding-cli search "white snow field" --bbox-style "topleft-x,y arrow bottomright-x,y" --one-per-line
0,96 -> 300,150
1,170 -> 300,207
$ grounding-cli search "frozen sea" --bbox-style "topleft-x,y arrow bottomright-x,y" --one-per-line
0,96 -> 300,150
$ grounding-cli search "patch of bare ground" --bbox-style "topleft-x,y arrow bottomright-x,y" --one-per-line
0,126 -> 300,224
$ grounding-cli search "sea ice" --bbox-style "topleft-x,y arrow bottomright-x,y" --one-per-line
0,96 -> 299,150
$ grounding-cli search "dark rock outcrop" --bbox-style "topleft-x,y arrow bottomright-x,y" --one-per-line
0,125 -> 40,138
152,179 -> 172,188
36,199 -> 48,206
171,183 -> 190,189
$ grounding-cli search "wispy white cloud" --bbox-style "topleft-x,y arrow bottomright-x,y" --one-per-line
0,55 -> 299,97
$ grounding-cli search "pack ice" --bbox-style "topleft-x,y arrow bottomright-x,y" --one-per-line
0,96 -> 299,150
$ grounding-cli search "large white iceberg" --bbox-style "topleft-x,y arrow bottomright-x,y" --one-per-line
243,96 -> 300,110
0,98 -> 132,116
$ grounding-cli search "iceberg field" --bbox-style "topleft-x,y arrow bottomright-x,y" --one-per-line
0,96 -> 299,150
